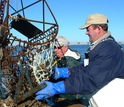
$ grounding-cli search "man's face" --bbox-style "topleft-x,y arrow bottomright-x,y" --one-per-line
54,46 -> 68,58
86,25 -> 100,43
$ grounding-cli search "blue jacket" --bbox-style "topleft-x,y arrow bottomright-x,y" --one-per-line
65,36 -> 124,96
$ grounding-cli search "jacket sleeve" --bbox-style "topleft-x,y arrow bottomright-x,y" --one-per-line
64,41 -> 124,95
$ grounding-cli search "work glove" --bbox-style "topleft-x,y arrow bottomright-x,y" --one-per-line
35,81 -> 65,100
52,67 -> 69,80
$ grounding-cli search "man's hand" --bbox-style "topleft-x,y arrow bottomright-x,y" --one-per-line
51,67 -> 69,80
35,81 -> 65,100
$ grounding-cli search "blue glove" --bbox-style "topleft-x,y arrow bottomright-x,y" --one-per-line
35,81 -> 65,100
52,67 -> 69,80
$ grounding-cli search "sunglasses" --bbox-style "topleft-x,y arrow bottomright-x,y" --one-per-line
54,46 -> 63,49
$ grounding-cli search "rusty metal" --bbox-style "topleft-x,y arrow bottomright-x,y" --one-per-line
0,0 -> 58,106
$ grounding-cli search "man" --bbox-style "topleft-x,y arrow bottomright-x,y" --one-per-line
52,36 -> 81,68
47,36 -> 88,106
35,13 -> 124,107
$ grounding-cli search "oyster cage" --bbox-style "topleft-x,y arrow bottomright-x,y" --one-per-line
0,0 -> 59,105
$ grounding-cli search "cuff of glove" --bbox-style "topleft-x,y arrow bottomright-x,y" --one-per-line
53,81 -> 65,94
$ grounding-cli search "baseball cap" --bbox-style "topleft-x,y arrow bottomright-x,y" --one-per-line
54,36 -> 68,47
80,13 -> 108,29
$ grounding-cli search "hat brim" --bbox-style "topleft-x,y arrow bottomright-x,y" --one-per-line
80,23 -> 91,30
54,42 -> 62,48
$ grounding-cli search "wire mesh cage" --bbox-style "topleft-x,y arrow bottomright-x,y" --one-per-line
0,0 -> 58,105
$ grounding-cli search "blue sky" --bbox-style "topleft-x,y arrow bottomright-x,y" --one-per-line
47,0 -> 124,42
9,0 -> 124,42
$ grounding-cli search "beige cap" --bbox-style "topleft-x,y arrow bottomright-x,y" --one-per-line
80,13 -> 108,29
54,36 -> 68,47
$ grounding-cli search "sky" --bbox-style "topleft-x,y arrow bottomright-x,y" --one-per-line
9,0 -> 124,42
47,0 -> 124,42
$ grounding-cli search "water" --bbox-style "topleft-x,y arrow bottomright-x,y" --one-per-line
70,45 -> 89,62
70,44 -> 124,62
120,44 -> 124,48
